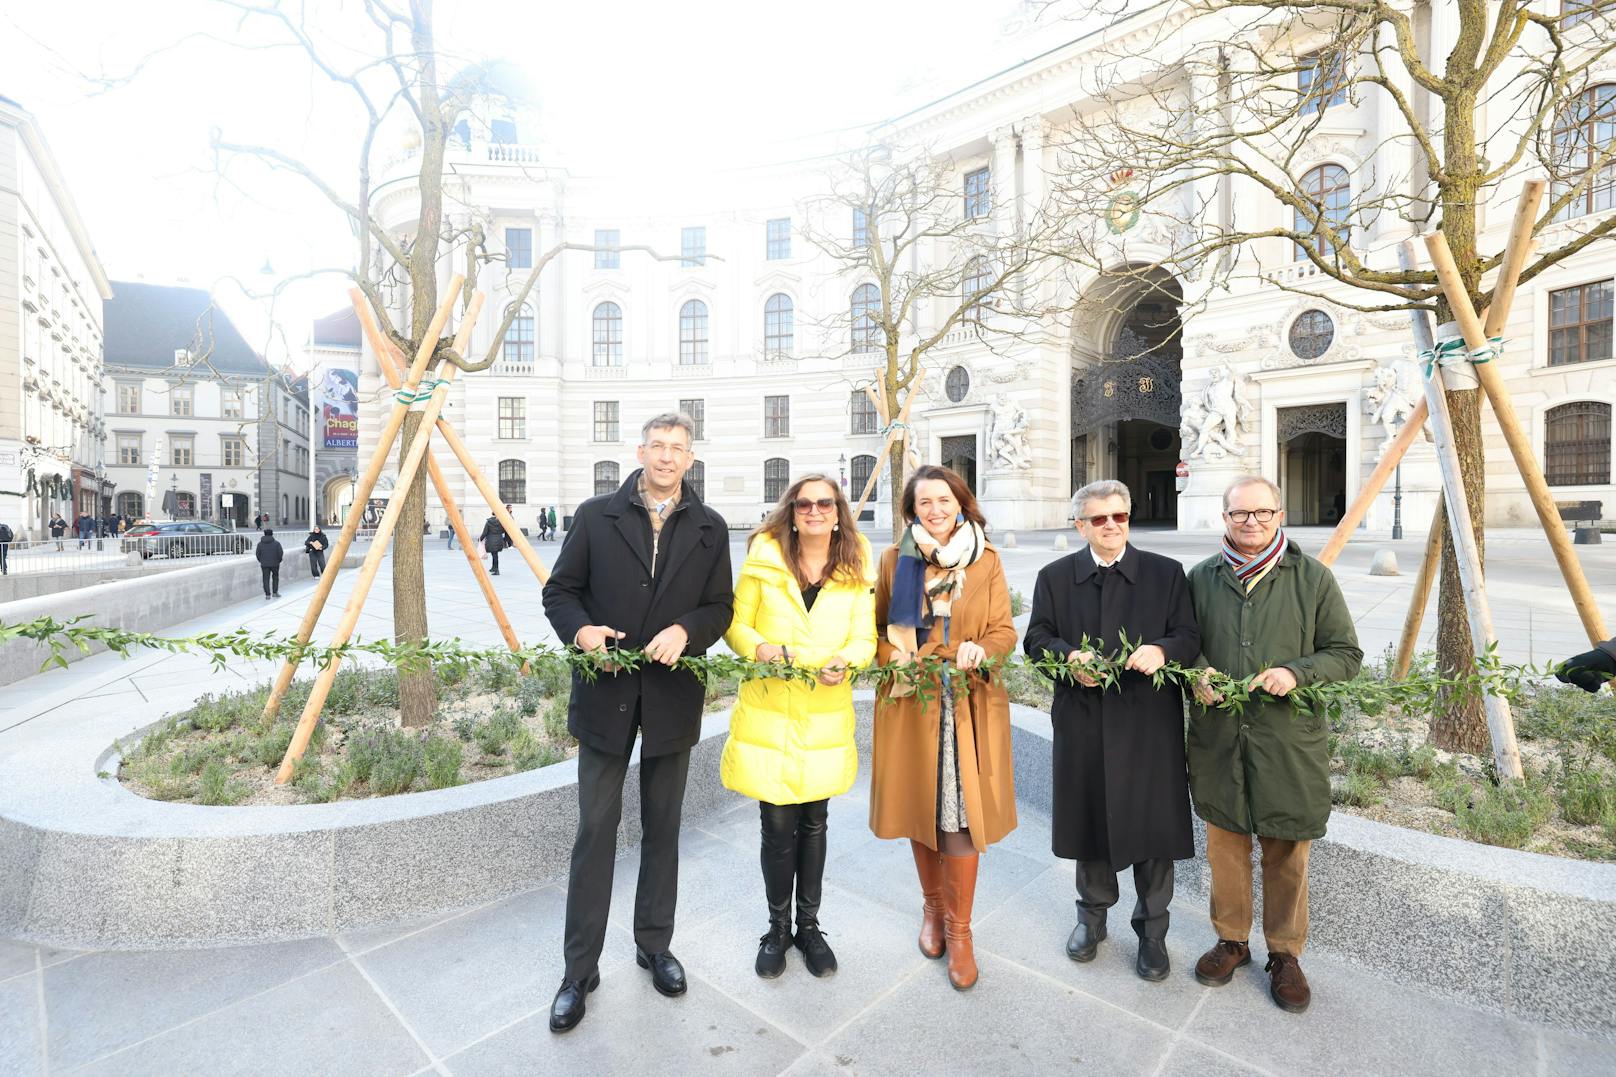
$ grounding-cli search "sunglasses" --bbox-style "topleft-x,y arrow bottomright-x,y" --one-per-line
1084,512 -> 1130,526
793,498 -> 837,514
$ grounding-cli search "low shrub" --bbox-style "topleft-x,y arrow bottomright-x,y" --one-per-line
423,735 -> 463,790
1452,776 -> 1554,849
198,760 -> 248,806
364,669 -> 401,708
1009,588 -> 1027,617
1558,764 -> 1616,829
511,728 -> 563,771
474,708 -> 524,758
1335,769 -> 1382,808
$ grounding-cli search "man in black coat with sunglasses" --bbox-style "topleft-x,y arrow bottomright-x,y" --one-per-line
541,411 -> 733,1034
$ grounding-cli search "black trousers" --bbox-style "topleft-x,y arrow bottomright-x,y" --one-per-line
261,565 -> 280,596
562,730 -> 692,981
489,548 -> 501,572
0,543 -> 8,574
308,550 -> 327,577
1076,857 -> 1175,941
759,799 -> 829,928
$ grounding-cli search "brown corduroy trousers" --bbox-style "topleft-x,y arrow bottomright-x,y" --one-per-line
1205,821 -> 1310,956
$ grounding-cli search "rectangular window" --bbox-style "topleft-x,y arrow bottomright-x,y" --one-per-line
222,437 -> 246,468
505,227 -> 533,269
170,385 -> 193,417
498,396 -> 527,439
594,229 -> 620,269
593,400 -> 620,442
851,390 -> 880,435
766,217 -> 791,260
1563,1 -> 1614,28
680,398 -> 706,441
852,207 -> 869,248
117,383 -> 140,414
1550,280 -> 1615,366
964,166 -> 992,220
764,395 -> 790,438
170,437 -> 194,467
117,434 -> 141,466
1299,50 -> 1348,115
681,226 -> 706,267
222,388 -> 243,419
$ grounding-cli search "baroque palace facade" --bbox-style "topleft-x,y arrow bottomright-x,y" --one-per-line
360,2 -> 1615,535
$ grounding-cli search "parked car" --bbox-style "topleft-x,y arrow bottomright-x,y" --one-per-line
134,521 -> 253,559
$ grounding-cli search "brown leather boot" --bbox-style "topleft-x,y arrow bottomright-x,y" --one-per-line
941,853 -> 980,990
1265,953 -> 1311,1013
910,840 -> 946,959
1193,939 -> 1251,986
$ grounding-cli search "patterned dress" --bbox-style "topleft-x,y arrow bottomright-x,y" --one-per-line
936,677 -> 968,832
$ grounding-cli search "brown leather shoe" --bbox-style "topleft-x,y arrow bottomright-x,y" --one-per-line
1265,953 -> 1311,1013
941,853 -> 980,990
1193,938 -> 1251,986
910,840 -> 946,960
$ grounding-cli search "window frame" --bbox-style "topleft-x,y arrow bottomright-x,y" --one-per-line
1548,279 -> 1614,367
594,229 -> 620,270
497,396 -> 527,440
170,436 -> 194,467
505,227 -> 533,269
766,217 -> 791,260
170,384 -> 193,417
117,433 -> 142,466
1295,163 -> 1351,260
679,299 -> 710,365
1544,401 -> 1612,486
1550,83 -> 1616,221
497,459 -> 528,505
763,457 -> 790,503
963,166 -> 992,220
592,302 -> 624,366
679,397 -> 706,441
764,293 -> 794,357
221,436 -> 246,468
851,283 -> 881,353
593,400 -> 620,443
681,226 -> 706,267
962,256 -> 992,321
1298,49 -> 1348,116
503,304 -> 535,363
851,390 -> 880,435
849,453 -> 877,499
764,395 -> 791,439
116,382 -> 141,415
594,461 -> 620,496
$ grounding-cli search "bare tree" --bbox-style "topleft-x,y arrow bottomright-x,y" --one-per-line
800,141 -> 1059,538
1046,0 -> 1616,753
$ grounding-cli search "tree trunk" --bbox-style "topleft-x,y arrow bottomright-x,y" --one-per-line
395,409 -> 436,728
1431,386 -> 1490,754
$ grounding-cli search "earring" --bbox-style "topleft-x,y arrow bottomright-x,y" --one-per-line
832,523 -> 840,531
792,525 -> 798,532
955,513 -> 964,524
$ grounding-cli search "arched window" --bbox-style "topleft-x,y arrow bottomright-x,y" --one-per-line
176,492 -> 196,518
282,494 -> 289,523
764,293 -> 794,356
1545,401 -> 1611,486
851,283 -> 880,353
498,459 -> 527,504
687,459 -> 706,501
679,299 -> 709,365
1551,83 -> 1616,221
503,305 -> 535,363
593,461 -> 620,495
962,256 -> 992,321
116,492 -> 143,518
850,454 -> 877,500
763,457 -> 790,503
592,302 -> 623,366
1295,164 -> 1350,260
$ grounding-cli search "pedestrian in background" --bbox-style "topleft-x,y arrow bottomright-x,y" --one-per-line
49,513 -> 67,550
480,507 -> 510,575
257,528 -> 284,599
304,524 -> 329,578
0,520 -> 13,575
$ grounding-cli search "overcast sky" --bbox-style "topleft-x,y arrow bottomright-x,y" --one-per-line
3,0 -> 1085,366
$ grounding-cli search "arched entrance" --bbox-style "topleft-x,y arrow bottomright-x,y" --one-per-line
1070,270 -> 1184,524
322,475 -> 356,526
218,491 -> 250,529
1276,404 -> 1348,525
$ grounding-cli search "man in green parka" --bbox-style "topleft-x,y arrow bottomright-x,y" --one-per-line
1185,476 -> 1361,1015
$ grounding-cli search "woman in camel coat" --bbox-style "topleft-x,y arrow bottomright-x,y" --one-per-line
870,464 -> 1018,991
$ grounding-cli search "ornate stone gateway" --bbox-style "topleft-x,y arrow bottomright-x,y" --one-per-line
1071,324 -> 1184,522
1276,403 -> 1348,525
940,434 -> 977,493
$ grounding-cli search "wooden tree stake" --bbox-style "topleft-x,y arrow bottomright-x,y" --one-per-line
1393,495 -> 1445,679
1318,397 -> 1430,566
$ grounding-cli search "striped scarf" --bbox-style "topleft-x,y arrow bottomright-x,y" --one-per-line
1222,528 -> 1286,593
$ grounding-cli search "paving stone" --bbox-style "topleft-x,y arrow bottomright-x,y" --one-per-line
1183,950 -> 1542,1077
356,882 -> 633,1058
827,829 -> 1049,927
821,948 -> 1172,1075
441,963 -> 808,1077
69,960 -> 428,1077
1153,1040 -> 1269,1076
0,975 -> 44,1077
605,828 -> 767,940
41,936 -> 344,1070
1538,1027 -> 1616,1072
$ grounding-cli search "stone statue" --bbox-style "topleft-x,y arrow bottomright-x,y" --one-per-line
1182,365 -> 1252,462
1365,360 -> 1425,454
988,393 -> 1032,471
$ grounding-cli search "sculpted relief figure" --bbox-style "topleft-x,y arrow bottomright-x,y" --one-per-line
1182,365 -> 1252,462
988,393 -> 1033,470
1364,360 -> 1425,454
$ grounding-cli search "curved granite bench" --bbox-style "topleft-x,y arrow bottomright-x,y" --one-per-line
1,697 -> 1611,1038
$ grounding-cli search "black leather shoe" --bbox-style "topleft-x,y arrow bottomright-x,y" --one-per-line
756,922 -> 791,979
548,972 -> 599,1033
794,924 -> 838,977
635,946 -> 687,996
1066,920 -> 1106,962
1136,937 -> 1170,982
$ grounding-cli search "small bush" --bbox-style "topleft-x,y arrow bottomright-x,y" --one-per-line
999,661 -> 1053,709
533,658 -> 571,698
364,669 -> 401,708
479,660 -> 520,693
1335,769 -> 1382,808
1009,588 -> 1027,617
1515,684 -> 1616,761
188,694 -> 241,733
451,714 -> 478,742
253,724 -> 296,768
1453,777 -> 1554,849
1344,744 -> 1400,785
199,761 -> 248,806
511,728 -> 563,771
424,736 -> 463,790
325,667 -> 367,716
295,758 -> 356,804
543,703 -> 572,744
369,736 -> 424,796
474,708 -> 523,758
1558,765 -> 1616,828
516,676 -> 545,717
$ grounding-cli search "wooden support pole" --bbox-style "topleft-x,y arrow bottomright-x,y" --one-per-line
1317,396 -> 1430,566
261,276 -> 465,722
430,419 -> 550,585
1423,226 -> 1609,650
1393,495 -> 1445,679
853,369 -> 925,519
1403,240 -> 1523,781
275,290 -> 485,783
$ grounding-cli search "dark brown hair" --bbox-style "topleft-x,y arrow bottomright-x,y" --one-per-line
901,465 -> 988,530
749,473 -> 866,588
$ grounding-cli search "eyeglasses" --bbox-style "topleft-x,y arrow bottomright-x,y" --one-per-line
1084,512 -> 1130,526
793,498 -> 836,514
643,441 -> 691,457
1226,509 -> 1279,524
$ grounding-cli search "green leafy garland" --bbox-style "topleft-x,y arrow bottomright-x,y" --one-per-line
0,617 -> 1560,721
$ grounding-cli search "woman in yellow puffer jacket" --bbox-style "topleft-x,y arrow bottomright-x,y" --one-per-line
723,473 -> 876,981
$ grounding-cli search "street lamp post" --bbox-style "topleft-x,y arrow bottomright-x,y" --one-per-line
169,472 -> 179,521
838,452 -> 847,488
1391,462 -> 1404,540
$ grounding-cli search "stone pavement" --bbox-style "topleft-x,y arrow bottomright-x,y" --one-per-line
2,525 -> 1615,1075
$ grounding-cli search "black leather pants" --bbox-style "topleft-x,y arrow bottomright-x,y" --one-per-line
760,799 -> 829,930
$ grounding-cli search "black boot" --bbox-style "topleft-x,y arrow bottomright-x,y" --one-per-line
758,802 -> 798,978
793,800 -> 837,977
1067,914 -> 1106,962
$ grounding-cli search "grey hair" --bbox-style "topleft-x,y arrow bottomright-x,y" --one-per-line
1070,479 -> 1132,519
640,411 -> 695,444
1222,475 -> 1284,511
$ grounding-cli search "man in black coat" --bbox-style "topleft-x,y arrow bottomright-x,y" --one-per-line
1024,479 -> 1201,982
303,524 -> 329,578
541,412 -> 733,1034
479,507 -> 510,575
256,528 -> 284,598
